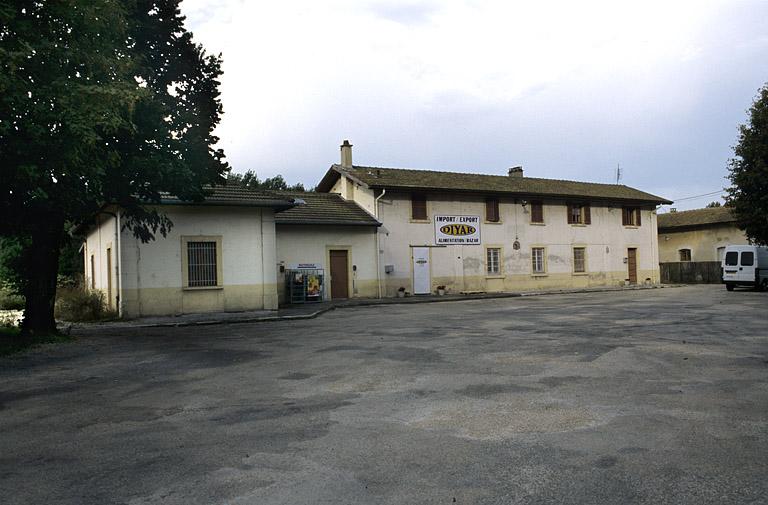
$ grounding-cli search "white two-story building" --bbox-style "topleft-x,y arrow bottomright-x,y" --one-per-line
317,141 -> 671,296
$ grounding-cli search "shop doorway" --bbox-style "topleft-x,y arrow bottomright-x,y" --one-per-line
627,248 -> 638,284
329,250 -> 349,299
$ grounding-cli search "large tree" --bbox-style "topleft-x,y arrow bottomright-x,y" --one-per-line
0,0 -> 228,338
727,83 -> 768,245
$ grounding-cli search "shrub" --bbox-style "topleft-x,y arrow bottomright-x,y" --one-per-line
55,287 -> 117,322
0,284 -> 25,310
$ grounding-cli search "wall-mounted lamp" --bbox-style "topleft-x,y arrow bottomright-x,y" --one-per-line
521,200 -> 528,208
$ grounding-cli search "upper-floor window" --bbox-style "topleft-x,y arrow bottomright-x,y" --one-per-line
411,193 -> 427,220
486,198 -> 499,222
622,207 -> 642,226
679,249 -> 692,262
530,200 -> 544,223
567,203 -> 591,225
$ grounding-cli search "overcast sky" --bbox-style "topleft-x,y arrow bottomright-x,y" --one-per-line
182,0 -> 768,211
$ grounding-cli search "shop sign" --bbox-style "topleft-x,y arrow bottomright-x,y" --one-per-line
434,215 -> 481,245
288,263 -> 322,270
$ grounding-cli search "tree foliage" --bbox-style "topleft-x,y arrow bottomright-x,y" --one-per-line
705,201 -> 722,208
227,170 -> 309,192
0,0 -> 229,335
727,84 -> 768,245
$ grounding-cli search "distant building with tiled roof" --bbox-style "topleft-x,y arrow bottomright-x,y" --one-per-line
657,206 -> 736,232
658,207 -> 747,264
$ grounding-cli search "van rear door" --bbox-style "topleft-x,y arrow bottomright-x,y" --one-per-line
723,248 -> 755,283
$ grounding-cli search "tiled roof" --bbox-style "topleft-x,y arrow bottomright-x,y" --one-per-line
657,207 -> 737,230
274,191 -> 380,226
317,165 -> 671,204
159,185 -> 295,209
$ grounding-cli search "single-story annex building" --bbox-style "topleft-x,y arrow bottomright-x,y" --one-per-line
79,186 -> 380,318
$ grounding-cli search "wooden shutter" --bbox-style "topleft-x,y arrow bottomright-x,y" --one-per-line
411,193 -> 427,220
531,200 -> 543,223
584,204 -> 591,224
622,208 -> 629,226
486,198 -> 499,222
566,204 -> 574,224
635,208 -> 641,226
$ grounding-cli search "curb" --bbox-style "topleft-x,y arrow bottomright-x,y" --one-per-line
65,284 -> 683,331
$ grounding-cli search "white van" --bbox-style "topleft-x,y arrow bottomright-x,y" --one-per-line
722,245 -> 768,291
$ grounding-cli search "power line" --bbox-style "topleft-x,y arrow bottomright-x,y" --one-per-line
667,190 -> 725,203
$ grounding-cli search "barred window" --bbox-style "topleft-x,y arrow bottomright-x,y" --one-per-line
573,247 -> 586,273
679,249 -> 691,262
187,241 -> 218,287
487,248 -> 501,274
532,247 -> 546,274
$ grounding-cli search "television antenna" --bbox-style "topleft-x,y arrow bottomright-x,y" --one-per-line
615,163 -> 622,184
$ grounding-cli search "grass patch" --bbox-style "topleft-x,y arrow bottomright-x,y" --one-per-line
0,327 -> 74,357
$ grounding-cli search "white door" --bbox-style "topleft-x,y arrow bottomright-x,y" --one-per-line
412,247 -> 431,295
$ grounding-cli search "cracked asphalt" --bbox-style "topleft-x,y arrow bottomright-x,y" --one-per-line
1,285 -> 767,504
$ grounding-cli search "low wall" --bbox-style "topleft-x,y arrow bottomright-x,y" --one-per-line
660,261 -> 721,284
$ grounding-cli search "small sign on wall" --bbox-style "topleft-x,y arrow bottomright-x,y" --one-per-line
288,263 -> 322,270
434,215 -> 481,245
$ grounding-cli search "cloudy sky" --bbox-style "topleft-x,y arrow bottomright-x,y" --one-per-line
182,0 -> 768,211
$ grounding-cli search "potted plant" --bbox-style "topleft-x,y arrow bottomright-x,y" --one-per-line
397,286 -> 406,298
436,285 -> 446,296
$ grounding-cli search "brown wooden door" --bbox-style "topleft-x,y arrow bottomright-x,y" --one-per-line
627,248 -> 637,284
329,250 -> 349,299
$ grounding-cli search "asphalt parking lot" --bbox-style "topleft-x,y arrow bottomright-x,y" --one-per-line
1,285 -> 767,504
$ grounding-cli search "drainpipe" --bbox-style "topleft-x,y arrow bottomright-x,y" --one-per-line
374,188 -> 386,298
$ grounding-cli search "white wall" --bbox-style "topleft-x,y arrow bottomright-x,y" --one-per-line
372,192 -> 660,295
84,213 -> 119,309
276,224 -> 378,301
117,205 -> 278,317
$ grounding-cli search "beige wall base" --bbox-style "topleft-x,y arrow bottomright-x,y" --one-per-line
121,283 -> 278,318
383,269 -> 659,297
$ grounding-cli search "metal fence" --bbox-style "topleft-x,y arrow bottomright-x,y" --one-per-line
660,261 -> 722,284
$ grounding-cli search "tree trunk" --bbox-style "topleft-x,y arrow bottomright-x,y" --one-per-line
20,215 -> 66,338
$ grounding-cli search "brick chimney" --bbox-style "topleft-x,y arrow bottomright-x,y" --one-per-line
340,140 -> 353,168
508,166 -> 523,177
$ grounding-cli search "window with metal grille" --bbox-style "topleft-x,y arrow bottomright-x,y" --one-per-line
486,198 -> 499,222
679,249 -> 691,262
530,200 -> 544,223
532,247 -> 545,274
187,241 -> 218,287
573,247 -> 586,273
411,193 -> 427,220
487,248 -> 500,274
